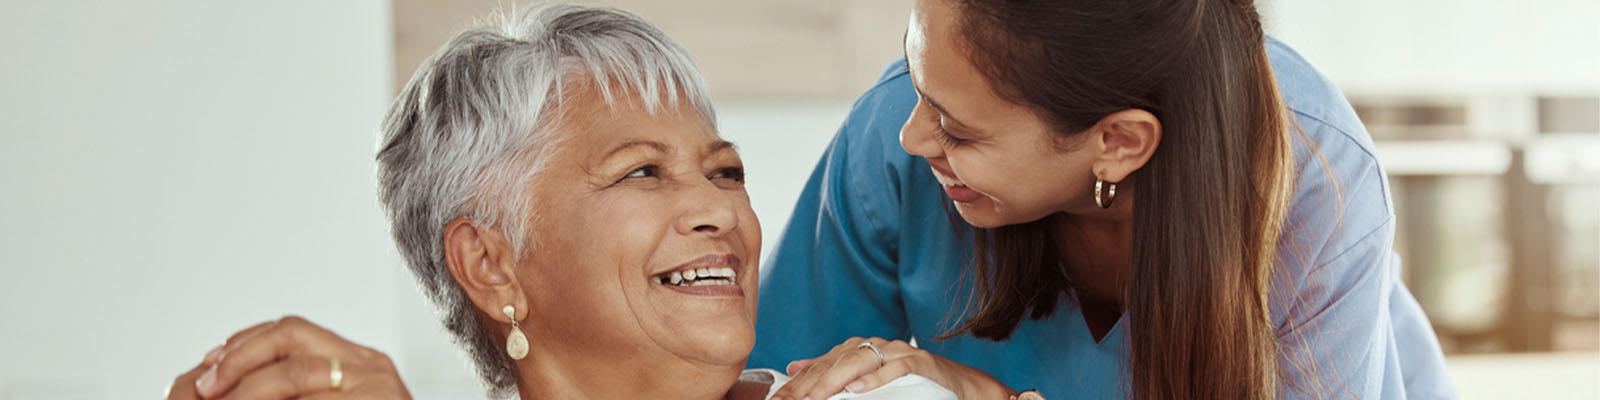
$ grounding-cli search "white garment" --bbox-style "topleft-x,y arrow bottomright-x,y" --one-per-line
739,369 -> 959,400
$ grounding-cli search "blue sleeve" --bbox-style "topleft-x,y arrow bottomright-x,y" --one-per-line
747,61 -> 920,369
1277,216 -> 1404,399
1277,218 -> 1451,400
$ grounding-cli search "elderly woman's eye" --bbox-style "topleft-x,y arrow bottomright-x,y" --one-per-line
711,167 -> 745,183
623,165 -> 659,180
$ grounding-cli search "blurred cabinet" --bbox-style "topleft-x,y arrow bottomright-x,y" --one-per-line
1359,93 -> 1598,353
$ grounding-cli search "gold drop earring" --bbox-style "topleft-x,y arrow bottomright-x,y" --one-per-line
503,305 -> 528,360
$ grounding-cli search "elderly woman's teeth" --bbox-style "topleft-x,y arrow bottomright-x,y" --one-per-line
655,267 -> 737,286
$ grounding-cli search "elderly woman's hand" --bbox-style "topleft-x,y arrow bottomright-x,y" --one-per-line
166,316 -> 412,400
771,337 -> 1014,400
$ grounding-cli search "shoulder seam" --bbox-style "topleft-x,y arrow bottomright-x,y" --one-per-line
1287,107 -> 1380,163
1309,215 -> 1394,275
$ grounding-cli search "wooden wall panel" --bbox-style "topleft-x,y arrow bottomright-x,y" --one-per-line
392,0 -> 914,99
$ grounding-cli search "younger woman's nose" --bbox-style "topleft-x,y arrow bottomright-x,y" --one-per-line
900,104 -> 943,159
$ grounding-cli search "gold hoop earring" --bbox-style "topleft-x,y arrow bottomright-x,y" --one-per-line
503,305 -> 528,360
1095,176 -> 1117,209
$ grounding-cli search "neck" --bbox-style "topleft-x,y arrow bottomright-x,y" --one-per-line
1054,190 -> 1135,306
511,343 -> 744,400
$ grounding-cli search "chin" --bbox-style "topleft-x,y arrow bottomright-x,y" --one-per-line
674,317 -> 756,366
955,200 -> 1053,229
699,340 -> 754,366
953,200 -> 1010,228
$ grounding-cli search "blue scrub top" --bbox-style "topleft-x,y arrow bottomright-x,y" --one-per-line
749,38 -> 1458,399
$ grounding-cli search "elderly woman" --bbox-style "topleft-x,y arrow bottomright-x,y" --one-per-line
164,3 -> 953,400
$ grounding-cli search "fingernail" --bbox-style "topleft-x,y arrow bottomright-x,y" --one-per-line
202,345 -> 225,364
195,364 -> 217,394
846,381 -> 866,393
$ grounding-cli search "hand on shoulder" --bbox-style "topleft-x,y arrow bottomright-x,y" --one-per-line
767,337 -> 1006,400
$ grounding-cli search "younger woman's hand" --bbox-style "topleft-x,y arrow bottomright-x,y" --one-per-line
166,316 -> 412,400
771,337 -> 1015,400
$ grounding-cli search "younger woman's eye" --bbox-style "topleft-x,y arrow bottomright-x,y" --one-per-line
934,125 -> 968,146
925,110 -> 968,147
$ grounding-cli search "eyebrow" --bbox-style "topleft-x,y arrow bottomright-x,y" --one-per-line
603,139 -> 737,160
603,140 -> 670,160
705,140 -> 736,155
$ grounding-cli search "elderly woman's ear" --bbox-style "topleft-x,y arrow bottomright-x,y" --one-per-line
443,218 -> 528,324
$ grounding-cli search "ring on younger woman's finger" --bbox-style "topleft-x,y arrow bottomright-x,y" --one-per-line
857,341 -> 885,367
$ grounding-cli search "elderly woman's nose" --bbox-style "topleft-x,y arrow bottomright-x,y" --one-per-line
675,182 -> 741,236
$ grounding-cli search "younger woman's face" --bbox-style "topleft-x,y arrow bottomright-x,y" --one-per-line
899,0 -> 1099,228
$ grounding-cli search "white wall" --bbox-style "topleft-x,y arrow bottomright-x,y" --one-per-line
1263,0 -> 1600,95
0,0 -> 397,398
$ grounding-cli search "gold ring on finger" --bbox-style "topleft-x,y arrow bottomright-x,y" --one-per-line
329,357 -> 343,390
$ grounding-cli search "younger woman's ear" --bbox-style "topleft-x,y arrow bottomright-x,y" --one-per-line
1090,108 -> 1163,182
442,218 -> 527,323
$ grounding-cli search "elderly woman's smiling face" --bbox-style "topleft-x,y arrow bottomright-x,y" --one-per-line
515,81 -> 761,386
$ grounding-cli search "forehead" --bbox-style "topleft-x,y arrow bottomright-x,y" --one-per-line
555,79 -> 720,153
905,1 -> 985,88
908,0 -> 968,51
907,1 -> 1018,116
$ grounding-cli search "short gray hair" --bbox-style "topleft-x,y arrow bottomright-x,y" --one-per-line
375,3 -> 715,398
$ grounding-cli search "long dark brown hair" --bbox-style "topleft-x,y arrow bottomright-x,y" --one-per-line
937,0 -> 1295,398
